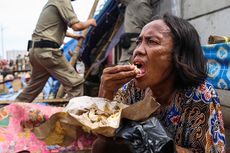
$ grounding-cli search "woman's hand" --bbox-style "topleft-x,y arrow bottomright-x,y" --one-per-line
99,64 -> 138,100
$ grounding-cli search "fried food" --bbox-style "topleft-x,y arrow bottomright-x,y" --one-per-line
68,101 -> 123,134
134,65 -> 141,74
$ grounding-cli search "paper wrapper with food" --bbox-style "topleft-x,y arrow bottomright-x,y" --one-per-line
33,96 -> 160,147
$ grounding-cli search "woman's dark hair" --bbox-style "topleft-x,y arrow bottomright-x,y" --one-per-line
154,13 -> 207,89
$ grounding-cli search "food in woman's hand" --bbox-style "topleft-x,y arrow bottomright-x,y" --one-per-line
134,65 -> 141,74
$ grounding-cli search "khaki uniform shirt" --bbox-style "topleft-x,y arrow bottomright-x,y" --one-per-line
120,0 -> 160,33
32,0 -> 79,45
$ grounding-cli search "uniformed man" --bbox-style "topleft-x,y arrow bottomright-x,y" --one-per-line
118,0 -> 160,65
16,0 -> 97,102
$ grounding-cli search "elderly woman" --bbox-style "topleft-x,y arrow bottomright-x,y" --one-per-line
95,14 -> 226,152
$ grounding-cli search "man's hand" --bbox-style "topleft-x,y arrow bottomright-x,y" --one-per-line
99,64 -> 138,100
72,33 -> 85,40
88,18 -> 97,27
65,31 -> 85,40
71,18 -> 97,31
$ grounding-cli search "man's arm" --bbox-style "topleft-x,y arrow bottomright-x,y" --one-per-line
65,31 -> 85,40
71,18 -> 97,31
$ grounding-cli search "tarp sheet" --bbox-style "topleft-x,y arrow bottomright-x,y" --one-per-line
202,42 -> 230,90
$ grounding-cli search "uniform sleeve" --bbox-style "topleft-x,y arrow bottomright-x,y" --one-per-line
56,0 -> 79,27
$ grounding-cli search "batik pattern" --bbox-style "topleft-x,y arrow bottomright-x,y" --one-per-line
114,80 -> 226,152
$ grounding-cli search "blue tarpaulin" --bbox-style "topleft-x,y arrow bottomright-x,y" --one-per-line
202,42 -> 230,90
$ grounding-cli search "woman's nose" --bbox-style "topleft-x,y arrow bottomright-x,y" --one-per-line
133,43 -> 146,57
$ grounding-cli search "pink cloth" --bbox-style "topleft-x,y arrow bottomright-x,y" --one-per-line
0,103 -> 95,152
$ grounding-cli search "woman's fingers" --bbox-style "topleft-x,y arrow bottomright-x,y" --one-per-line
103,65 -> 135,73
101,76 -> 134,91
102,65 -> 136,80
99,65 -> 137,99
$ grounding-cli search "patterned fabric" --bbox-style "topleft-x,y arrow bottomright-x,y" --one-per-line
0,103 -> 95,152
202,42 -> 230,90
114,80 -> 226,153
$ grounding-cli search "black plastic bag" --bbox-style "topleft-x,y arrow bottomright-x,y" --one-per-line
116,116 -> 176,153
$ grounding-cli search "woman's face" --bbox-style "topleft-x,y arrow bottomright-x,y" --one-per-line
132,19 -> 174,91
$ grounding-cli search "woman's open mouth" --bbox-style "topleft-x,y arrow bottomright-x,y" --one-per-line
133,61 -> 146,78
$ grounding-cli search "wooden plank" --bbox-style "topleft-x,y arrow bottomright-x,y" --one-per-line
33,98 -> 69,103
0,98 -> 69,105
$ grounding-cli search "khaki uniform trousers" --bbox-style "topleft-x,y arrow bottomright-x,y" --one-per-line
16,47 -> 84,102
118,40 -> 137,65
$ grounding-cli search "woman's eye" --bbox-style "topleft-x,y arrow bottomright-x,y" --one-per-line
147,39 -> 157,45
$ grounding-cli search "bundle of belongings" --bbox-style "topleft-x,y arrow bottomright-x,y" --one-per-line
208,35 -> 230,44
0,102 -> 95,152
0,96 -> 176,152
